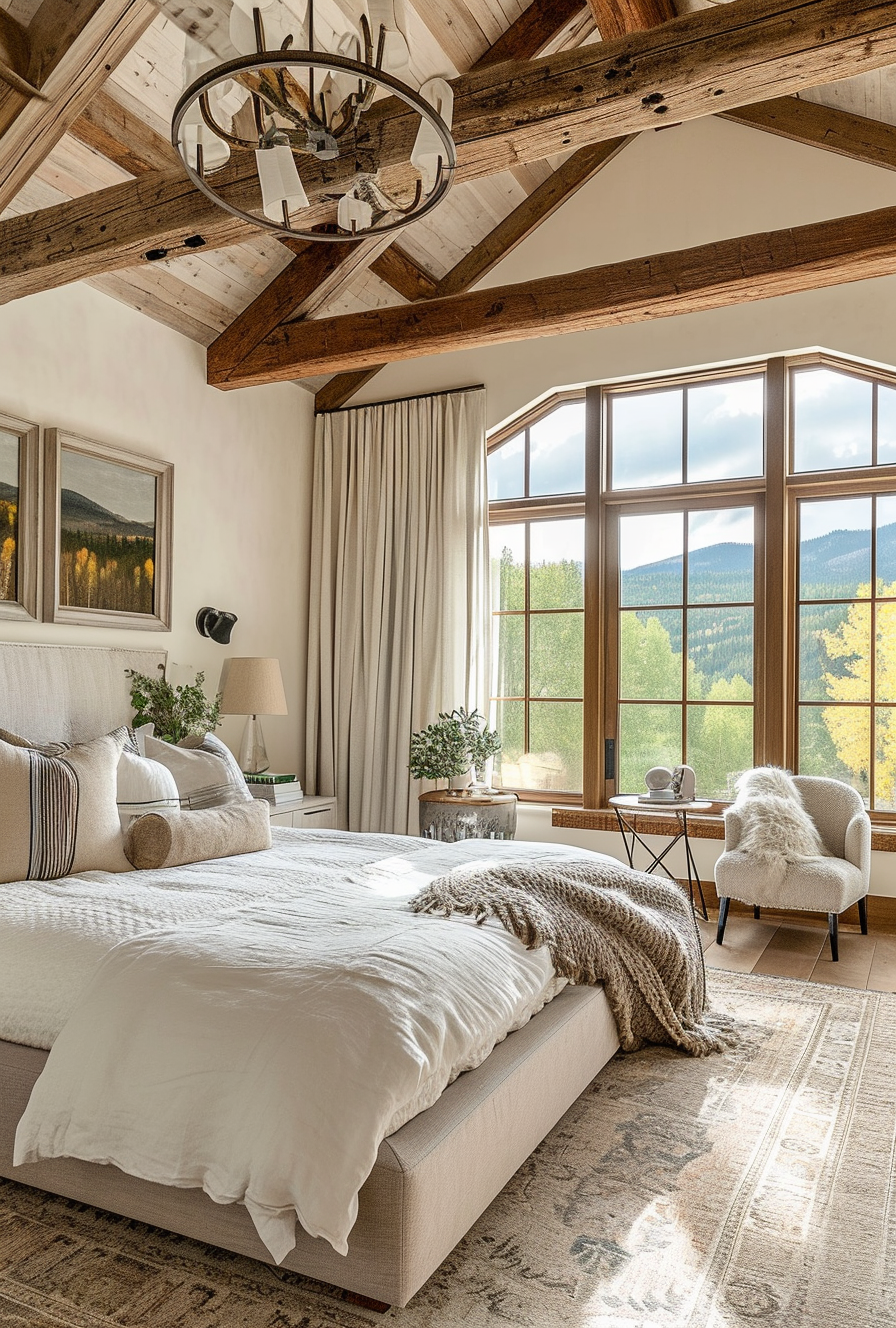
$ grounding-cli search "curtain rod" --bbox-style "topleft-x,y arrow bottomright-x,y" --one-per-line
315,383 -> 485,415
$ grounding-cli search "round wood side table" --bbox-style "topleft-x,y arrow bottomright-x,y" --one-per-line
418,789 -> 518,842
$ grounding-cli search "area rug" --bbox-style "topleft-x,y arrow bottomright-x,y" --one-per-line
1,970 -> 895,1328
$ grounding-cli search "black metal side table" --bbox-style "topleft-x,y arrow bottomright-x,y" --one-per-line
609,795 -> 713,920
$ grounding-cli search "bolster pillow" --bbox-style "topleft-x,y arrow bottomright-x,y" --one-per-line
124,800 -> 272,870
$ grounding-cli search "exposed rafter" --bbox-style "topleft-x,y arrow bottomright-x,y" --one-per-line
471,0 -> 585,68
214,203 -> 896,387
4,0 -> 896,302
587,0 -> 674,41
68,88 -> 182,176
206,236 -> 390,381
721,95 -> 896,173
312,135 -> 633,410
0,0 -> 157,213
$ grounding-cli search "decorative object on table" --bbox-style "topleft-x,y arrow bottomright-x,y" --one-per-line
640,764 -> 696,802
126,664 -> 221,743
219,656 -> 288,774
610,794 -> 714,919
715,768 -> 871,961
671,764 -> 696,801
246,776 -> 304,805
196,606 -> 238,644
0,412 -> 39,623
43,430 -> 172,631
417,789 -> 518,842
642,766 -> 676,801
171,0 -> 456,245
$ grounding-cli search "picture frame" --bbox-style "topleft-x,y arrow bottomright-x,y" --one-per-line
0,412 -> 40,623
43,430 -> 173,632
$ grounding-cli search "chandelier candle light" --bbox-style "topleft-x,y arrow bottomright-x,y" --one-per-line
171,0 -> 457,240
219,656 -> 289,774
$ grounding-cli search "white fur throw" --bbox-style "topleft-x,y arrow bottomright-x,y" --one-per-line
727,767 -> 827,869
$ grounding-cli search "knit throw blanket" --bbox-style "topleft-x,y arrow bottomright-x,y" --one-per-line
411,857 -> 739,1057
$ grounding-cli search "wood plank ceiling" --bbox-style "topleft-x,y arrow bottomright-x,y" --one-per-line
2,0 -> 896,406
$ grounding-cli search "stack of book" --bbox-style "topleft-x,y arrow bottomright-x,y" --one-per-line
244,773 -> 303,804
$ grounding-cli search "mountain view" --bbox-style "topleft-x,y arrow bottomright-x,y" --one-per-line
58,487 -> 155,615
61,488 -> 154,539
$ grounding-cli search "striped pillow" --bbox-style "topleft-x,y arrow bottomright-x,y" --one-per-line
0,730 -> 131,883
142,732 -> 253,810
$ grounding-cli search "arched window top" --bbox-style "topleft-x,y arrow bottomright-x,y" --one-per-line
487,395 -> 585,502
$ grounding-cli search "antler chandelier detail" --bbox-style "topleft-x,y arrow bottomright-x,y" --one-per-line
171,0 -> 457,241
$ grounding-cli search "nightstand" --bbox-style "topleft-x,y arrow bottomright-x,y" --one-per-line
260,793 -> 338,830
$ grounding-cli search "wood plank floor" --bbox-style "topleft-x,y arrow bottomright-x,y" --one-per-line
698,914 -> 896,992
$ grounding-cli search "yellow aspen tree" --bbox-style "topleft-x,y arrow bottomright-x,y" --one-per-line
0,536 -> 14,600
821,583 -> 896,803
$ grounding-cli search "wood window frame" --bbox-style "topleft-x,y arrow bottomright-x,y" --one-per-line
489,354 -> 896,822
487,391 -> 586,805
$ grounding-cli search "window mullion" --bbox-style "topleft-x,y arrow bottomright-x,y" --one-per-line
763,356 -> 787,769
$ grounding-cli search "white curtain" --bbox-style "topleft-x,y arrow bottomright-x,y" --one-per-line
305,387 -> 489,835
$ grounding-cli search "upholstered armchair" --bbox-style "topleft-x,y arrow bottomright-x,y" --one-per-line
714,775 -> 871,961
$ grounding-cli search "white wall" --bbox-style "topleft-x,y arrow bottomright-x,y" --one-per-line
351,116 -> 896,429
0,282 -> 314,773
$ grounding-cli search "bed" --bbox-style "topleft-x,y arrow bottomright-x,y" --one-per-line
0,641 -> 620,1308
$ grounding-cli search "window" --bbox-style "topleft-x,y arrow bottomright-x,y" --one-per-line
487,355 -> 896,819
488,398 -> 585,796
617,505 -> 755,799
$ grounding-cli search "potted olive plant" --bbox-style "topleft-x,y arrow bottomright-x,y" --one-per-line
409,707 -> 501,791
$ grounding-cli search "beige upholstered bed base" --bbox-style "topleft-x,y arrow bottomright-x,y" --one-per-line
0,986 -> 619,1307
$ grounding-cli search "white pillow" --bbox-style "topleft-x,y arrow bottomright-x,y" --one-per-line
143,731 -> 252,810
116,750 -> 180,828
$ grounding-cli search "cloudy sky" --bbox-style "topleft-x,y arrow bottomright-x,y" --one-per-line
61,448 -> 156,524
0,431 -> 18,488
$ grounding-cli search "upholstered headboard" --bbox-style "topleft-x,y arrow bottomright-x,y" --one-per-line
0,642 -> 166,744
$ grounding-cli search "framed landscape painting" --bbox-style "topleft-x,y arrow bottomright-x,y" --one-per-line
43,430 -> 173,631
0,413 -> 39,622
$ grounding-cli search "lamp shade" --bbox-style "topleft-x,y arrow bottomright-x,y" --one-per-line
219,657 -> 288,716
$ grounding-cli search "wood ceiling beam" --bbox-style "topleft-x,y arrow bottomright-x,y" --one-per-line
0,0 -> 157,214
368,246 -> 439,301
218,203 -> 896,388
720,95 -> 896,173
68,89 -> 182,176
206,236 -> 392,381
312,134 -> 632,410
471,0 -> 586,69
586,0 -> 674,41
6,0 -> 896,300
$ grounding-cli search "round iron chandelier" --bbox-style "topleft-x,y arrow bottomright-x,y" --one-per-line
171,0 -> 457,242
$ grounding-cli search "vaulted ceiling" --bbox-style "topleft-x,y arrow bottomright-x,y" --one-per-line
2,0 -> 896,408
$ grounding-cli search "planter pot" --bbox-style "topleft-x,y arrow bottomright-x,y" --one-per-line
418,789 -> 518,842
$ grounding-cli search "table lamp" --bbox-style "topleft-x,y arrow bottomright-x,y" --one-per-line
219,657 -> 288,774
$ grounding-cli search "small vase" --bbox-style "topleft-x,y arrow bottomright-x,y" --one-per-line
448,771 -> 472,793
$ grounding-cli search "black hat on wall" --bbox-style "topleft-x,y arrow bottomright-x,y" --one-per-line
196,606 -> 238,645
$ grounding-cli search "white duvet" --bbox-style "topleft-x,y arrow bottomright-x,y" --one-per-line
8,830 -> 614,1262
